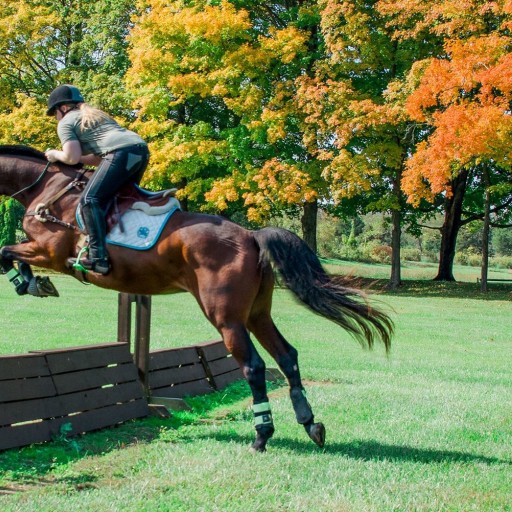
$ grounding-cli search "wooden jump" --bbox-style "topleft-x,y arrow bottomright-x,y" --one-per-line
0,294 -> 243,451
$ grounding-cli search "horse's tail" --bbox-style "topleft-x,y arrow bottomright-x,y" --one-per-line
253,227 -> 393,352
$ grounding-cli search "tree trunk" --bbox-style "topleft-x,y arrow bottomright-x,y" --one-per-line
434,170 -> 469,281
480,167 -> 491,292
389,208 -> 402,289
389,168 -> 402,289
301,200 -> 318,253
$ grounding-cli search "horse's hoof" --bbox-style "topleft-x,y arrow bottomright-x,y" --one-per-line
250,439 -> 267,453
307,422 -> 326,448
27,276 -> 59,298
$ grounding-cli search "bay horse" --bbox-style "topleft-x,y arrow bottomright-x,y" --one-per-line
0,145 -> 393,452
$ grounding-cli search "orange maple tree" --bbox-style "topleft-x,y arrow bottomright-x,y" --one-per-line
377,0 -> 512,204
375,0 -> 512,280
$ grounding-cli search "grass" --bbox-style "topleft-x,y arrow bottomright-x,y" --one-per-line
0,262 -> 511,511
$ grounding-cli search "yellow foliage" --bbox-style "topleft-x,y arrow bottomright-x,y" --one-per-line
0,95 -> 56,148
204,175 -> 241,210
322,150 -> 376,202
259,27 -> 309,64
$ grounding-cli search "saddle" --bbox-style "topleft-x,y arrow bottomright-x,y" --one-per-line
105,183 -> 178,231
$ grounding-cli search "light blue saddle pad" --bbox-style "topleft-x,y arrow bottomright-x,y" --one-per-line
76,197 -> 181,251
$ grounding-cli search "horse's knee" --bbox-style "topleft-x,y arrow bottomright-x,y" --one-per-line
243,355 -> 266,386
0,246 -> 10,259
0,247 -> 14,271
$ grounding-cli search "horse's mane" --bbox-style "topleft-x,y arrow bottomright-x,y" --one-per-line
0,144 -> 84,170
0,145 -> 47,161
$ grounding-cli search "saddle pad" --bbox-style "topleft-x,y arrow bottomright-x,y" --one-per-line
106,203 -> 180,250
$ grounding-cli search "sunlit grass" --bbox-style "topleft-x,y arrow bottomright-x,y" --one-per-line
0,263 -> 510,511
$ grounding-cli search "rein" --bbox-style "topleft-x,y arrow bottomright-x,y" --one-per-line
11,161 -> 51,199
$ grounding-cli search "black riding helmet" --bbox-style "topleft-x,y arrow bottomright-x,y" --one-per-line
46,84 -> 84,116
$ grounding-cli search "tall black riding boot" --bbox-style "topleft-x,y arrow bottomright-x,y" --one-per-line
77,202 -> 111,275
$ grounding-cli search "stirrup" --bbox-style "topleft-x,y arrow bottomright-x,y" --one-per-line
69,256 -> 111,275
27,276 -> 60,298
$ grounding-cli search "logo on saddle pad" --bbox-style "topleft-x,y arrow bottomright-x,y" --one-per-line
137,226 -> 151,239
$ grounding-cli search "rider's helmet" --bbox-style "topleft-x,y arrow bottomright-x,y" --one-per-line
46,84 -> 85,116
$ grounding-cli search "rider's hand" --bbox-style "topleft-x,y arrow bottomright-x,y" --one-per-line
45,149 -> 60,162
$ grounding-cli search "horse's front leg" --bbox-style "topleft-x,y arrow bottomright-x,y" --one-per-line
0,242 -> 59,297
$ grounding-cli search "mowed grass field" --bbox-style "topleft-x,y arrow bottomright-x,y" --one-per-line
0,262 -> 511,512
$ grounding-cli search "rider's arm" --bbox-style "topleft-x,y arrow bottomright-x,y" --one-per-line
45,140 -> 82,165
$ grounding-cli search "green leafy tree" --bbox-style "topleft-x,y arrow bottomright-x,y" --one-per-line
0,198 -> 24,246
293,0 -> 440,286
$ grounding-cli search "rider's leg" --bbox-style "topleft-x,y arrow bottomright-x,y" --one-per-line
71,145 -> 149,275
77,199 -> 111,275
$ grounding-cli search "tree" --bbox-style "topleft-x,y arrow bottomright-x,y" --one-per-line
0,197 -> 24,246
292,0 -> 439,287
0,0 -> 136,148
379,0 -> 512,280
126,0 -> 329,248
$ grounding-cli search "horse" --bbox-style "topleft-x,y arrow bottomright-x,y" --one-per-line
0,145 -> 393,452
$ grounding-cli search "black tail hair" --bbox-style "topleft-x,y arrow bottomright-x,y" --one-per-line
253,227 -> 393,352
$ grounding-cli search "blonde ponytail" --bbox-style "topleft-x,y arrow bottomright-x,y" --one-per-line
78,103 -> 113,129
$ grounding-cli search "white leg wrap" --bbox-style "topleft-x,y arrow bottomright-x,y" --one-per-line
253,401 -> 273,427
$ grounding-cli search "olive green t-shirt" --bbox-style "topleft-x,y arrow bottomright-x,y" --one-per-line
57,109 -> 145,156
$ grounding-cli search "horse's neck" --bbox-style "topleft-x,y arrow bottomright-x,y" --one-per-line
6,159 -> 75,208
1,158 -> 46,202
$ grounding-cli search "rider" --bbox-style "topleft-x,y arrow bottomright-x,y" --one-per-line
45,84 -> 149,275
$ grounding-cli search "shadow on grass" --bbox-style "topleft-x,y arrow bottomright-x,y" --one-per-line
2,378 -> 509,492
201,431 -> 511,466
341,277 -> 512,301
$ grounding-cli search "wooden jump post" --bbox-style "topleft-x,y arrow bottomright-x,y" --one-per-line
116,293 -> 244,414
117,293 -> 152,393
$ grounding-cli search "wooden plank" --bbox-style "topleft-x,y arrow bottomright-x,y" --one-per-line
0,399 -> 149,452
148,346 -> 200,370
212,369 -> 244,390
196,340 -> 228,362
149,396 -> 191,411
207,356 -> 240,377
51,399 -> 149,436
1,381 -> 145,427
148,363 -> 207,389
35,343 -> 133,374
51,363 -> 139,394
117,293 -> 135,344
149,379 -> 213,398
0,376 -> 56,403
0,420 -> 52,451
0,354 -> 50,380
134,295 -> 151,392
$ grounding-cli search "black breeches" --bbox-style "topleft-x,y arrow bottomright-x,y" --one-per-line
81,144 -> 149,211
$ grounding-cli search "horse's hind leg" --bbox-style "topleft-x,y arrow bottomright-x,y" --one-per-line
219,324 -> 275,452
248,312 -> 326,448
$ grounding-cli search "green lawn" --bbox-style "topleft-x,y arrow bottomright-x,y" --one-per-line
0,264 -> 511,511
